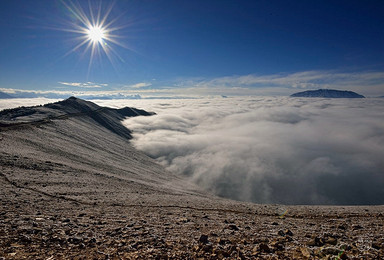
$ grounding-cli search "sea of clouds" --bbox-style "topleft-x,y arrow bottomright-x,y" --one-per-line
2,97 -> 383,205
118,97 -> 384,205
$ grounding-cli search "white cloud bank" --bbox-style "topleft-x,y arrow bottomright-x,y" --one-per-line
0,98 -> 60,111
122,97 -> 384,205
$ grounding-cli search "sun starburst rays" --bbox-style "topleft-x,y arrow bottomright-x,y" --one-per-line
59,0 -> 128,76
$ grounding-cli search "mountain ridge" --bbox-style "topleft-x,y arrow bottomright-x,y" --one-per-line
0,96 -> 154,139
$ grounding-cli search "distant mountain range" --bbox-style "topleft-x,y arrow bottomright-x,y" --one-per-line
290,89 -> 365,98
0,91 -> 14,99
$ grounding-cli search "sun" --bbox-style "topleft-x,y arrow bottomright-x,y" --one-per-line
59,1 -> 130,75
87,25 -> 105,44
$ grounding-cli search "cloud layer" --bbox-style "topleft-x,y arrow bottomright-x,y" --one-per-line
122,97 -> 384,205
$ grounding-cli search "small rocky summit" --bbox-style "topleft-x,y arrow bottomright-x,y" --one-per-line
290,89 -> 365,98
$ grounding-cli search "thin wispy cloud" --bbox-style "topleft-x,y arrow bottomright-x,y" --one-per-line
126,82 -> 152,89
0,87 -> 74,95
58,81 -> 107,88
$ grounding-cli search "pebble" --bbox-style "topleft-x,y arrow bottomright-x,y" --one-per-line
228,224 -> 239,231
259,243 -> 271,253
198,235 -> 209,244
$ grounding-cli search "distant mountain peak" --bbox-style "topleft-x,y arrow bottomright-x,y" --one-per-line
290,89 -> 365,98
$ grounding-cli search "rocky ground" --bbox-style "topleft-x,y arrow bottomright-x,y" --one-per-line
0,98 -> 383,259
1,181 -> 383,259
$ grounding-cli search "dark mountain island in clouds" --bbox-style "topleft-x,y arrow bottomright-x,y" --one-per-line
0,97 -> 383,259
290,89 -> 365,98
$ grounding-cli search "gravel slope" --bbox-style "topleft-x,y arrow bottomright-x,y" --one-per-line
0,98 -> 383,259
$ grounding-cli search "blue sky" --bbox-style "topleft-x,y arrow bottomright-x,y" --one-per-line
0,0 -> 383,98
